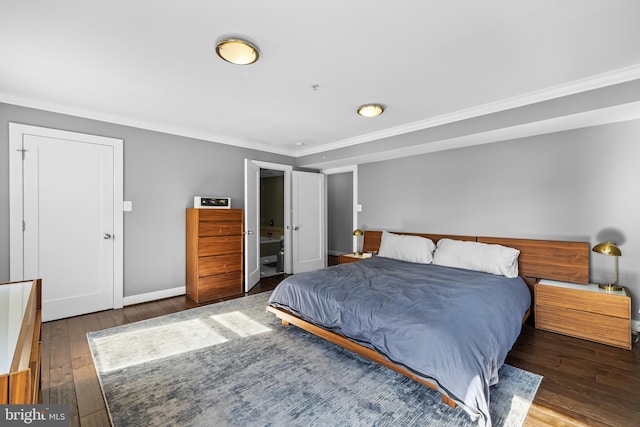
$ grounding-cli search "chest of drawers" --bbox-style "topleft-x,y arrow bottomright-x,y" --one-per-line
186,209 -> 243,302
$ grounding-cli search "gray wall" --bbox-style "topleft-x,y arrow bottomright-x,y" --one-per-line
358,118 -> 640,322
327,172 -> 353,254
0,103 -> 294,297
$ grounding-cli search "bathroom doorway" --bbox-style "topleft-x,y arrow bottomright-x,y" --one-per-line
260,168 -> 285,277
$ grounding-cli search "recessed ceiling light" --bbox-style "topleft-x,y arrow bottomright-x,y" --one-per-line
295,142 -> 305,147
215,38 -> 259,65
357,104 -> 385,118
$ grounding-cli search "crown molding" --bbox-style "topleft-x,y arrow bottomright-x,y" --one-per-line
2,64 -> 639,159
0,92 -> 294,157
300,101 -> 640,170
294,64 -> 640,157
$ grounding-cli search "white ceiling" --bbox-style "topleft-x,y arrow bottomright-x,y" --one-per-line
2,1 -> 640,159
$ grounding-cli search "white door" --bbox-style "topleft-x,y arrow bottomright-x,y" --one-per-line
244,159 -> 261,292
292,171 -> 326,273
9,124 -> 124,321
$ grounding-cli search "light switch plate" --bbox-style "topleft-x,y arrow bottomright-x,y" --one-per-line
123,201 -> 133,212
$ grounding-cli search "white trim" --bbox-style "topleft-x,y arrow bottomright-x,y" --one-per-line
302,101 -> 640,170
252,160 -> 293,172
8,123 -> 124,310
123,286 -> 186,306
295,64 -> 640,157
0,92 -> 292,157
3,65 -> 639,159
9,125 -> 24,280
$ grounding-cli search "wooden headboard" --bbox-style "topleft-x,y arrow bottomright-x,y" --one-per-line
362,230 -> 589,285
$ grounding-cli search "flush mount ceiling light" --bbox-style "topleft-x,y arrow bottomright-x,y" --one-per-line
357,104 -> 385,118
215,38 -> 259,65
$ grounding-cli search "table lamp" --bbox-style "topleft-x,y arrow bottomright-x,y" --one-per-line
592,241 -> 622,291
353,229 -> 363,255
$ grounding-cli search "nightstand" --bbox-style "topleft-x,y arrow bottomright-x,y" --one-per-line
535,279 -> 631,349
338,253 -> 372,264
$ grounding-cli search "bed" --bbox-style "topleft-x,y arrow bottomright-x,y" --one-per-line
266,231 -> 589,426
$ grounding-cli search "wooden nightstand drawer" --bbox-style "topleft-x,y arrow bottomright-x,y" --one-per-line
535,280 -> 631,350
536,284 -> 629,318
536,304 -> 630,349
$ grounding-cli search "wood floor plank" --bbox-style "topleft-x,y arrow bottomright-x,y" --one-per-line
73,364 -> 106,418
70,336 -> 93,370
48,382 -> 80,427
50,318 -> 70,338
66,316 -> 87,340
94,310 -> 118,330
80,409 -> 111,427
48,331 -> 74,388
122,304 -> 145,324
40,321 -> 52,403
82,313 -> 103,333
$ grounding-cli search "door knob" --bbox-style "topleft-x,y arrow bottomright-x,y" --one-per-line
245,230 -> 254,235
293,226 -> 299,231
103,233 -> 112,239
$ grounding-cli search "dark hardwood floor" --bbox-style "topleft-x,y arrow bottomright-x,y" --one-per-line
41,274 -> 639,427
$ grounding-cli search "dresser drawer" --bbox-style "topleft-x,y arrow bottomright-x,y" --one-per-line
198,222 -> 242,237
197,271 -> 243,300
198,253 -> 242,277
199,236 -> 242,257
536,283 -> 629,318
198,209 -> 242,222
536,304 -> 630,349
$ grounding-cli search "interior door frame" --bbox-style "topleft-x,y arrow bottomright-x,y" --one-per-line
322,165 -> 358,253
8,123 -> 124,309
249,160 -> 293,274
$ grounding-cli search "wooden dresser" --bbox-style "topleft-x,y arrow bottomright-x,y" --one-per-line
0,278 -> 42,404
535,279 -> 631,349
186,208 -> 243,302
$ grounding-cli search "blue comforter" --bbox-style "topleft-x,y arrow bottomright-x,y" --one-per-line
267,256 -> 531,426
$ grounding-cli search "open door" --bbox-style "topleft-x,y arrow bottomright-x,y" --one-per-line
292,171 -> 326,273
244,161 -> 325,283
244,159 -> 260,291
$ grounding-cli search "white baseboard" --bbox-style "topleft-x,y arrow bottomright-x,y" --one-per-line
124,286 -> 186,306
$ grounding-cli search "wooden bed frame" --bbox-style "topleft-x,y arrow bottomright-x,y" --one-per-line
266,231 -> 589,408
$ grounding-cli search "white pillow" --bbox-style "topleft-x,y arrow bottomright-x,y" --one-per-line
377,231 -> 436,264
432,238 -> 520,278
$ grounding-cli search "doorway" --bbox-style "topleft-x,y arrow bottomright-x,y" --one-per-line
259,169 -> 285,278
244,160 -> 326,291
323,166 -> 358,262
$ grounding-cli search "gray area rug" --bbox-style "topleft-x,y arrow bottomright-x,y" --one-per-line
88,292 -> 541,427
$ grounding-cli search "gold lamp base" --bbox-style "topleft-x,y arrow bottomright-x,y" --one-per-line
598,283 -> 623,292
